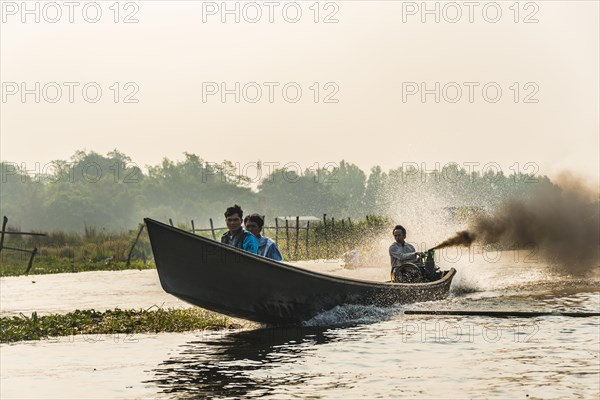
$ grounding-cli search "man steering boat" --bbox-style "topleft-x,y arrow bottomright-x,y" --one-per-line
389,225 -> 440,283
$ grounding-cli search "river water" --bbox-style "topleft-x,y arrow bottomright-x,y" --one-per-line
1,252 -> 599,399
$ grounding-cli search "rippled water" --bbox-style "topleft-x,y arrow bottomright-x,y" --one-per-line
1,252 -> 599,399
148,291 -> 599,399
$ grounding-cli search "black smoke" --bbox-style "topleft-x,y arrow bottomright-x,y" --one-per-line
433,173 -> 599,275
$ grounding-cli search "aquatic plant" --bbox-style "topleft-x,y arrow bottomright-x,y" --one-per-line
0,307 -> 233,343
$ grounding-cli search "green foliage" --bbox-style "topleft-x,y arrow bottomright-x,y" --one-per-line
328,160 -> 367,217
257,166 -> 340,217
142,153 -> 256,224
1,149 -> 554,275
0,308 -> 231,343
1,149 -> 551,234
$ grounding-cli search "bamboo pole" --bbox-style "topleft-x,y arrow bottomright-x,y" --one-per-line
0,245 -> 36,253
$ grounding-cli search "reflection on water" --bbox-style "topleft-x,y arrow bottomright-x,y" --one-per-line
150,326 -> 341,398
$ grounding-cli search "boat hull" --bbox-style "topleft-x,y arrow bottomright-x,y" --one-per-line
145,218 -> 456,324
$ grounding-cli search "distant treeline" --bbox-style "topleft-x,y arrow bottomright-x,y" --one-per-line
1,150 -> 553,232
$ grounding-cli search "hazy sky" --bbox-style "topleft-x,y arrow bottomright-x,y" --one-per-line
1,1 -> 599,184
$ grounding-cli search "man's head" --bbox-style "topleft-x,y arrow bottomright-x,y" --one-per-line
224,204 -> 243,233
244,213 -> 264,238
393,225 -> 407,243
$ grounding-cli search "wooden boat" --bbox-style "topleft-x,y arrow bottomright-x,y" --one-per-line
145,218 -> 457,324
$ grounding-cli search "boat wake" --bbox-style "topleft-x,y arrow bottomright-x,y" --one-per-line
302,304 -> 403,327
450,280 -> 481,296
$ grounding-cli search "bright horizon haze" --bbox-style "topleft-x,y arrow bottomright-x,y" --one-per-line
1,1 -> 598,186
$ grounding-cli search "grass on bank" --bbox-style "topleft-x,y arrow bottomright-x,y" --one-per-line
0,258 -> 154,277
0,224 -> 155,277
0,308 -> 235,343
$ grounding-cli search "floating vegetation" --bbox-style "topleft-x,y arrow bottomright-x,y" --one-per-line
0,307 -> 234,343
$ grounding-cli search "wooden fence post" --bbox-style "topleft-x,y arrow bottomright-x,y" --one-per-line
0,217 -> 47,273
169,218 -> 174,227
209,218 -> 216,240
294,216 -> 300,258
314,221 -> 319,259
331,217 -> 335,258
275,218 -> 279,244
324,216 -> 329,259
191,219 -> 196,233
126,223 -> 145,267
0,216 -> 8,252
285,219 -> 291,259
340,218 -> 345,252
348,217 -> 354,249
25,247 -> 38,274
306,221 -> 310,258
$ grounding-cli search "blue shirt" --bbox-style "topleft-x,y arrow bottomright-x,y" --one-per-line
257,236 -> 283,261
221,229 -> 258,254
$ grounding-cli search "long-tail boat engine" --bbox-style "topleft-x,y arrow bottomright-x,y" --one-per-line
391,250 -> 441,283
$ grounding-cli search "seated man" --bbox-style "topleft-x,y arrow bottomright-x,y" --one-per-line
389,224 -> 423,269
244,213 -> 283,261
221,204 -> 258,254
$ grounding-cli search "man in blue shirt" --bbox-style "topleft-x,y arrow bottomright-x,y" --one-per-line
244,214 -> 283,261
220,204 -> 258,254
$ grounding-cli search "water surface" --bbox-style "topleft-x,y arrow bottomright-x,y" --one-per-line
1,252 -> 599,399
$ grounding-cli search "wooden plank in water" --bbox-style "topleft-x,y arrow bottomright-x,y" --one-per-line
404,310 -> 600,318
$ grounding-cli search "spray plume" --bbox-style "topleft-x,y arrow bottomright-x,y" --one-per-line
433,172 -> 599,274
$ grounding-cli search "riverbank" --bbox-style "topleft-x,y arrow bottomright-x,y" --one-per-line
0,269 -> 189,316
0,259 -> 153,277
